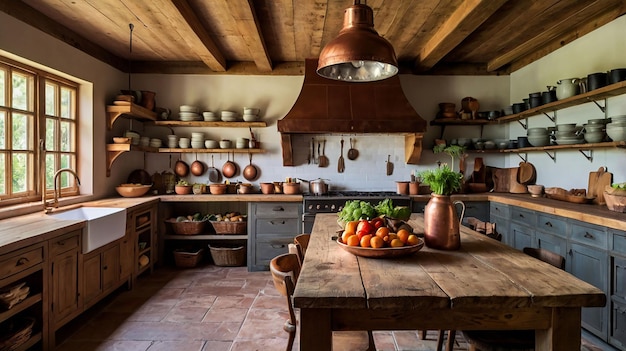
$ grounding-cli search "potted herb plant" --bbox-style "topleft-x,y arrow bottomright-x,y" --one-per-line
418,164 -> 465,250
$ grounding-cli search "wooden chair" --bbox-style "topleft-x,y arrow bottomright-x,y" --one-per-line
461,247 -> 566,351
293,234 -> 310,264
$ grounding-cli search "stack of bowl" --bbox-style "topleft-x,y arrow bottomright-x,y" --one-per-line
140,136 -> 150,147
191,132 -> 205,149
243,107 -> 260,122
124,130 -> 140,145
204,139 -> 219,149
167,134 -> 178,148
221,111 -> 239,122
583,119 -> 606,143
178,137 -> 190,149
527,127 -> 550,146
149,138 -> 162,148
203,111 -> 219,121
554,123 -> 584,145
236,137 -> 249,149
607,115 -> 626,142
179,105 -> 200,121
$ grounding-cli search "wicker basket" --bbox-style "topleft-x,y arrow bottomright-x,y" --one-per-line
166,219 -> 207,235
173,248 -> 205,268
209,245 -> 246,267
210,220 -> 246,235
0,282 -> 29,310
0,316 -> 35,351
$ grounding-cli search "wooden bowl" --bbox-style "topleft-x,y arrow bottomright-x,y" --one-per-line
336,237 -> 424,258
116,184 -> 152,197
113,137 -> 131,144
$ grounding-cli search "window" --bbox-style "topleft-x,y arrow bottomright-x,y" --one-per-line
0,57 -> 78,206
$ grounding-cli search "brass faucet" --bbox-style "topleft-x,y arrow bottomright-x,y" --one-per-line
43,168 -> 81,213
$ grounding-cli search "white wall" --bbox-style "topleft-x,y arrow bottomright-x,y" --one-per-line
508,16 -> 626,189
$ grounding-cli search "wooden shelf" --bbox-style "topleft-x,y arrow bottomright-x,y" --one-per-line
164,234 -> 247,240
156,147 -> 265,153
468,141 -> 626,153
106,102 -> 157,129
0,293 -> 42,324
15,331 -> 42,351
152,120 -> 267,128
138,247 -> 151,256
430,118 -> 495,126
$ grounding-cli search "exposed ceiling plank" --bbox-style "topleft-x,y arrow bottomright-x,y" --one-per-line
131,60 -> 304,75
0,0 -> 127,71
489,0 -> 626,72
168,0 -> 227,71
294,0 -> 328,59
225,0 -> 272,72
415,0 -> 508,71
509,3 -> 626,72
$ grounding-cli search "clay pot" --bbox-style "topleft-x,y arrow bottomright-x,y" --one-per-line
423,194 -> 466,250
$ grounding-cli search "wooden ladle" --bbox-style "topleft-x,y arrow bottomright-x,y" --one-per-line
347,138 -> 359,160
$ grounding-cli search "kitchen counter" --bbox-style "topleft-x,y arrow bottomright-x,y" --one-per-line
158,193 -> 303,202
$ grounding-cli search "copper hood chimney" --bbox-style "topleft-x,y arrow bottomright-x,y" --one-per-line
277,59 -> 426,166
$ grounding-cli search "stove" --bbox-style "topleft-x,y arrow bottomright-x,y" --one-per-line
302,191 -> 411,233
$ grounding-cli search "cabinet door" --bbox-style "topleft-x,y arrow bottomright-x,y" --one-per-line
510,223 -> 533,251
490,215 -> 509,246
82,253 -> 101,305
535,231 -> 567,259
119,234 -> 134,281
102,245 -> 119,293
461,201 -> 490,224
568,242 -> 608,340
50,249 -> 80,322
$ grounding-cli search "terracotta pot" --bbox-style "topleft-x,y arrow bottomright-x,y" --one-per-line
423,194 -> 465,250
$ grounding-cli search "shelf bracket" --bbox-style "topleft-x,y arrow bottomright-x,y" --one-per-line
587,98 -> 606,113
106,150 -> 127,177
544,150 -> 556,162
516,153 -> 527,162
578,149 -> 593,162
439,125 -> 447,140
543,112 -> 556,123
517,118 -> 527,129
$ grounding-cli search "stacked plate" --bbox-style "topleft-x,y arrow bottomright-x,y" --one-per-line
167,135 -> 178,148
124,131 -> 140,145
554,123 -> 583,145
191,132 -> 204,148
149,138 -> 162,148
243,107 -> 260,122
179,137 -> 190,148
221,110 -> 240,122
179,105 -> 201,121
527,127 -> 550,146
203,111 -> 219,121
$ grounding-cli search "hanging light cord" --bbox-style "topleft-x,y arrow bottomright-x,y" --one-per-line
128,23 -> 134,91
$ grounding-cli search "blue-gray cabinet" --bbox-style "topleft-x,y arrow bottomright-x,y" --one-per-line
610,229 -> 626,349
489,202 -> 509,245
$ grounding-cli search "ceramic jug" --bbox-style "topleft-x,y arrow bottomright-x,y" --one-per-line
556,78 -> 579,100
423,195 -> 466,250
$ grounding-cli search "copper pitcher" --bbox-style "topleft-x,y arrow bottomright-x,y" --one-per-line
423,194 -> 465,250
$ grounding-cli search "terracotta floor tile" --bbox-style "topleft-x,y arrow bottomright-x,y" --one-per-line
201,340 -> 232,351
175,293 -> 217,308
236,308 -> 289,340
143,340 -> 206,351
55,340 -> 152,351
251,292 -> 285,309
230,337 -> 290,351
117,321 -> 240,341
202,307 -> 249,323
164,305 -> 210,323
211,294 -> 257,309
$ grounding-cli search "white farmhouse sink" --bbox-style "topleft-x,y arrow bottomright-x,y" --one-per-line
49,207 -> 126,253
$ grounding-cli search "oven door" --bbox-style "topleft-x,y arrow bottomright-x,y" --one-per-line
303,214 -> 316,234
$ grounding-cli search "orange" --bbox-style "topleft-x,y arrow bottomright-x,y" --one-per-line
397,229 -> 410,244
370,236 -> 384,248
388,233 -> 398,242
375,227 -> 390,239
345,220 -> 359,234
346,235 -> 360,246
406,234 -> 420,246
390,238 -> 404,247
360,234 -> 372,248
341,231 -> 354,244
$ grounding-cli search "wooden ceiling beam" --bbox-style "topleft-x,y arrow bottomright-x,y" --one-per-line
414,0 -> 508,72
130,60 -> 304,75
168,0 -> 227,72
225,0 -> 272,72
489,0 -> 626,72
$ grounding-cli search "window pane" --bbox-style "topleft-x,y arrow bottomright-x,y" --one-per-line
0,153 -> 4,194
60,87 -> 72,119
61,154 -> 70,170
60,121 -> 71,152
12,113 -> 29,150
11,72 -> 32,111
45,153 -> 54,191
12,152 -> 27,192
0,69 -> 5,107
0,111 -> 5,149
45,82 -> 56,116
46,118 -> 55,151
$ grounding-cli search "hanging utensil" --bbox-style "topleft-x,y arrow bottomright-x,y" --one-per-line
317,141 -> 321,165
207,154 -> 221,183
347,138 -> 359,160
386,155 -> 393,176
312,138 -> 317,164
338,138 -> 345,173
243,153 -> 259,181
190,152 -> 205,176
222,151 -> 237,178
319,139 -> 329,167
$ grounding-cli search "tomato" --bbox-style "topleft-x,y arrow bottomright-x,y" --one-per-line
356,219 -> 374,237
370,217 -> 385,229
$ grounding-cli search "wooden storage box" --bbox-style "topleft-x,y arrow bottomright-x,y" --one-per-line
209,245 -> 246,267
209,221 -> 246,235
165,219 -> 207,235
173,248 -> 204,268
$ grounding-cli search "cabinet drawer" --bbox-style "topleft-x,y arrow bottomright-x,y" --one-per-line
614,257 -> 626,299
570,221 -> 607,249
252,203 -> 300,218
611,230 -> 626,255
536,214 -> 567,238
510,207 -> 536,226
489,202 -> 509,218
463,201 -> 489,222
50,232 -> 80,256
255,218 -> 301,235
0,245 -> 44,278
255,237 -> 292,266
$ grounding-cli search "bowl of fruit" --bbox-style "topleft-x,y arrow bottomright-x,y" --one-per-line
336,218 -> 424,258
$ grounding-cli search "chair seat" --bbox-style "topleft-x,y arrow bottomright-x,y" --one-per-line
462,330 -> 535,350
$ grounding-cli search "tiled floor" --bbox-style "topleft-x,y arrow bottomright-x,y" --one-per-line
57,264 -> 613,351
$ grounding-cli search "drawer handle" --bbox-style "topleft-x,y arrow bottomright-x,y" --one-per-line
57,240 -> 66,246
103,265 -> 108,270
16,257 -> 29,266
584,232 -> 594,239
545,221 -> 553,227
519,214 -> 524,218
270,220 -> 286,225
271,244 -> 286,249
272,206 -> 285,212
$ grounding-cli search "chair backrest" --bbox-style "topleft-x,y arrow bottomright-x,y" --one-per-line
270,253 -> 301,297
523,247 -> 565,270
294,234 -> 310,260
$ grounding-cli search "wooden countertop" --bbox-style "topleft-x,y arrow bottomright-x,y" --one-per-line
158,194 -> 303,202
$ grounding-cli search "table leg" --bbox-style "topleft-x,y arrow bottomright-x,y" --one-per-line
300,308 -> 332,351
535,307 -> 581,351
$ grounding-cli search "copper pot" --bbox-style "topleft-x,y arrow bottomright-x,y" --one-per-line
423,194 -> 465,250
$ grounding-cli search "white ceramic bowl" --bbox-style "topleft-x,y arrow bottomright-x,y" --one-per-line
607,127 -> 626,142
180,105 -> 199,113
584,132 -> 605,143
527,127 -> 548,136
243,107 -> 260,115
556,123 -> 577,132
483,141 -> 496,149
587,118 -> 608,125
527,136 -> 550,147
221,110 -> 237,117
220,140 -> 231,149
243,114 -> 258,122
191,141 -> 205,149
610,115 -> 626,123
191,132 -> 204,139
205,140 -> 219,149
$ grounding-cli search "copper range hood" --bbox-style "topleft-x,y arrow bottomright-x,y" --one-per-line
277,59 -> 426,166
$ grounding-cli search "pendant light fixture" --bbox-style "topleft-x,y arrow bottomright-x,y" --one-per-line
317,0 -> 398,82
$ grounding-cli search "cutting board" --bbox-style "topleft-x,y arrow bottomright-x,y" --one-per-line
493,167 -> 526,193
588,166 -> 613,205
509,168 -> 528,194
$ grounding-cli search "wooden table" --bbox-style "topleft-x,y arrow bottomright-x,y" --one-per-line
293,213 -> 606,351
